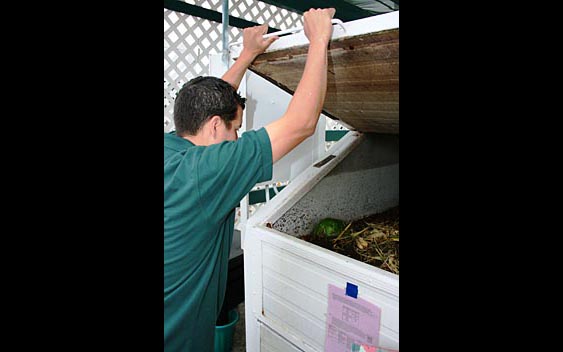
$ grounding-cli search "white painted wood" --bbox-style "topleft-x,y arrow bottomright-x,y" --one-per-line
247,131 -> 362,228
245,70 -> 327,187
260,322 -> 304,352
244,225 -> 264,352
260,231 -> 398,346
244,133 -> 399,351
230,11 -> 399,58
229,19 -> 345,49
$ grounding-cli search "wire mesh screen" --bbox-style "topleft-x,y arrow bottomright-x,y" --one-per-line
164,0 -> 302,132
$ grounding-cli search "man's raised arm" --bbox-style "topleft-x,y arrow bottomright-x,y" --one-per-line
221,24 -> 278,90
265,8 -> 336,163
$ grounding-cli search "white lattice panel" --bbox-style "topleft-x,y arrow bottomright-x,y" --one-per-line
164,10 -> 241,131
164,1 -> 302,132
229,0 -> 301,31
183,0 -> 302,33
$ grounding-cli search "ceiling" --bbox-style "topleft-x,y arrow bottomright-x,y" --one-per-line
164,0 -> 399,32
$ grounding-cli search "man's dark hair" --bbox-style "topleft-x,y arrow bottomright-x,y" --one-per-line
173,76 -> 246,136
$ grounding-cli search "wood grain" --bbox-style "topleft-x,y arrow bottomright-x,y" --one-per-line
249,29 -> 399,134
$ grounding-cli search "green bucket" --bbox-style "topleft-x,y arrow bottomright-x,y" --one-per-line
214,309 -> 240,352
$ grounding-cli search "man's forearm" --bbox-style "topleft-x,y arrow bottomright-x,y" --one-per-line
285,42 -> 328,132
263,42 -> 329,163
221,50 -> 257,90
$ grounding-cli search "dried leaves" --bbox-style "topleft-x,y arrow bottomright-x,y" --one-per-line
301,206 -> 399,275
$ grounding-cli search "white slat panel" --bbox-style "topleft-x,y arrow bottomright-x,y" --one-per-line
260,240 -> 399,350
260,322 -> 304,352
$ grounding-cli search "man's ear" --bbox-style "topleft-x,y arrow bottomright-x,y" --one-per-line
208,115 -> 222,137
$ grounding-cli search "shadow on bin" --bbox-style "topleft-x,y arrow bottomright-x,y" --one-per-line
214,308 -> 239,352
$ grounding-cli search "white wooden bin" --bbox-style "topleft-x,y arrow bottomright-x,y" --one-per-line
244,132 -> 399,351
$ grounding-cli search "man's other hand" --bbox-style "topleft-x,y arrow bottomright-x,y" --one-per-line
242,24 -> 278,57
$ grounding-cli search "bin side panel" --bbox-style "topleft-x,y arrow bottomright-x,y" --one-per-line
260,322 -> 304,352
260,239 -> 399,350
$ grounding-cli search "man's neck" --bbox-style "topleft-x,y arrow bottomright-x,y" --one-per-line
183,134 -> 208,146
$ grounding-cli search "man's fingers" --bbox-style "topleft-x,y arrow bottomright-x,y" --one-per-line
265,36 -> 278,45
259,23 -> 268,34
327,8 -> 336,18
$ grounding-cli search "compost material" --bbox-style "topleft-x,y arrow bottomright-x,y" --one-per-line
300,206 -> 399,275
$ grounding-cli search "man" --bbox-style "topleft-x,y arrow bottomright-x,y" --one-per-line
164,8 -> 336,351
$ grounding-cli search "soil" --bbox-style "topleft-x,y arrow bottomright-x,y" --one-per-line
299,206 -> 399,274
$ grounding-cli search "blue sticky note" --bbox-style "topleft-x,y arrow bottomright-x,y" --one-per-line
346,282 -> 358,299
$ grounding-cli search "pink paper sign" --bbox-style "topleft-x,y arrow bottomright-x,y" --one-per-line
325,284 -> 381,352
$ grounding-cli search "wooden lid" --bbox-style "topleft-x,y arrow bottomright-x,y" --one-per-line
249,28 -> 399,134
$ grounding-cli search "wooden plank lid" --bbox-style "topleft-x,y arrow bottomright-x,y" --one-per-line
248,28 -> 399,134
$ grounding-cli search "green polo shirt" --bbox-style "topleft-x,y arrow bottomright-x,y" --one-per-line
164,128 -> 272,352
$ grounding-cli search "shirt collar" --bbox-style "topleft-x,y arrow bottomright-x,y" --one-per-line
164,131 -> 195,152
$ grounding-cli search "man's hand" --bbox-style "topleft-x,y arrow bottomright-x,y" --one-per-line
240,24 -> 278,59
303,8 -> 336,47
222,24 -> 278,89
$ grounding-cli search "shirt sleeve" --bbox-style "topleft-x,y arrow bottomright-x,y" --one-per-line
194,127 -> 273,222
